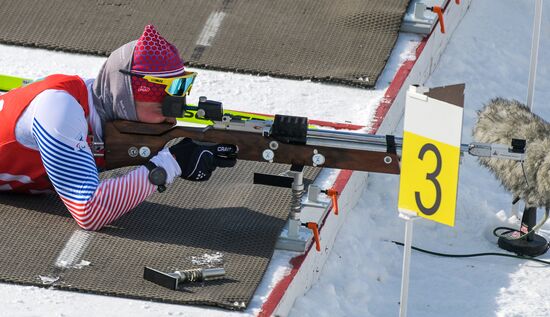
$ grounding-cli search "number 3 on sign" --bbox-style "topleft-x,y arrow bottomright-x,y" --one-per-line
398,85 -> 464,227
415,143 -> 442,215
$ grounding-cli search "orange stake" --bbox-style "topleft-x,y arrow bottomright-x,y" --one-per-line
430,6 -> 445,34
306,222 -> 321,252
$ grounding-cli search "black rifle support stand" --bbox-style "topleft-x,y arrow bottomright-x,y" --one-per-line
498,206 -> 549,257
253,165 -> 309,252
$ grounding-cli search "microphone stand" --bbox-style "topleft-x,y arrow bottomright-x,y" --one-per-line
469,138 -> 549,257
498,206 -> 549,257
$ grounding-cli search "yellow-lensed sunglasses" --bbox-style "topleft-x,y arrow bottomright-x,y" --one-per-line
119,69 -> 197,97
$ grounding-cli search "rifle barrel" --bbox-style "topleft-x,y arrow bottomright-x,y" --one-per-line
307,130 -> 403,154
309,129 -> 502,157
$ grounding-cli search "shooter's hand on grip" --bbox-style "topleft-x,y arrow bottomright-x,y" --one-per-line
169,138 -> 238,181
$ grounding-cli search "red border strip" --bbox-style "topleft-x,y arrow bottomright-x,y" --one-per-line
259,31 -> 429,317
369,38 -> 427,134
370,0 -> 454,133
258,170 -> 353,317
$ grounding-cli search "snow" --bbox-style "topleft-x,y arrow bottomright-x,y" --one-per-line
289,1 -> 550,317
0,0 -> 549,316
0,32 -> 421,129
190,252 -> 225,267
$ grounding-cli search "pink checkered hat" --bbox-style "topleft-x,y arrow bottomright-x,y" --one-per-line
131,25 -> 185,102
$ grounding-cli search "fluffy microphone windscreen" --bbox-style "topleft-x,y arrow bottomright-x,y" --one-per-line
473,98 -> 550,207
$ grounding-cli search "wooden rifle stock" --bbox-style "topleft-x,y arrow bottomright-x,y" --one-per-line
103,120 -> 400,174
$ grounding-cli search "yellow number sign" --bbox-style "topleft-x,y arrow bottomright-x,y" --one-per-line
398,85 -> 464,226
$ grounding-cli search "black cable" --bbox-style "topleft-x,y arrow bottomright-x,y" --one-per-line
391,240 -> 550,265
492,207 -> 550,241
493,226 -> 520,238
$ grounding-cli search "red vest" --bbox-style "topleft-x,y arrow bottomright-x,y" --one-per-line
0,75 -> 89,193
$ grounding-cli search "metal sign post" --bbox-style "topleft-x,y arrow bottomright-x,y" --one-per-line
527,0 -> 543,111
399,211 -> 420,317
512,0 -> 543,219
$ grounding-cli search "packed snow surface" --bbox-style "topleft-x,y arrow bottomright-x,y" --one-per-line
1,0 -> 549,316
290,1 -> 550,317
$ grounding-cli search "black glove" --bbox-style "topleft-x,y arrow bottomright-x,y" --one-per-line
169,138 -> 238,181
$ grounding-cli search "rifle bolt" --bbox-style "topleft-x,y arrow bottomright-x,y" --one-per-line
128,147 -> 138,158
312,153 -> 325,166
196,109 -> 206,118
269,141 -> 279,150
262,149 -> 275,163
139,146 -> 151,158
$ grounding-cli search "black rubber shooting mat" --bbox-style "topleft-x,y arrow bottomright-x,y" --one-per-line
0,0 -> 410,87
0,161 -> 318,310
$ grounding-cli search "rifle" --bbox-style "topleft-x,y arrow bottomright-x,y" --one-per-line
97,97 -> 402,174
95,97 -> 525,174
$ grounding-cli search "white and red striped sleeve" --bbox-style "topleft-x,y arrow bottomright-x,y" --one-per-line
29,89 -> 179,231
